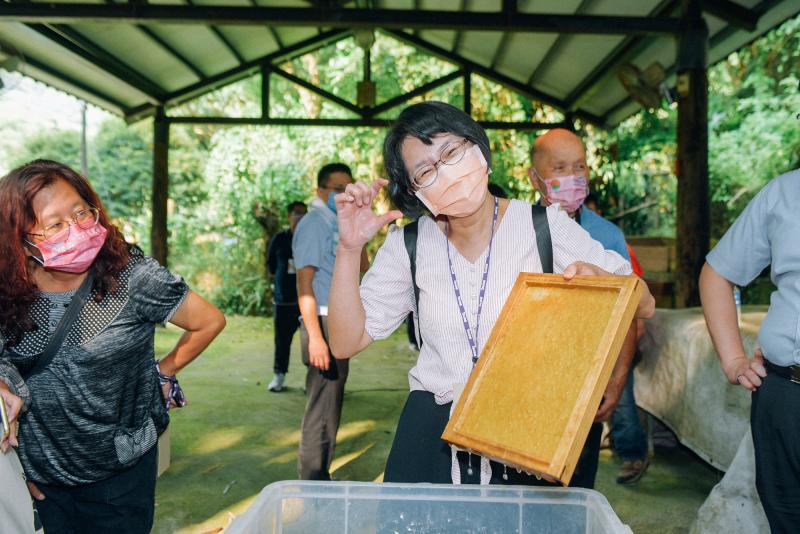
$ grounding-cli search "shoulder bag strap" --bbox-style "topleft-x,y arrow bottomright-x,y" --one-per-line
24,273 -> 95,379
403,220 -> 423,348
532,205 -> 554,274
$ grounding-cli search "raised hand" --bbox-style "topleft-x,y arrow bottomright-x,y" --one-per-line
336,179 -> 404,251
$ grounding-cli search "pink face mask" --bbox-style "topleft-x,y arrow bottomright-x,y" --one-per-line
28,223 -> 108,273
540,173 -> 588,214
415,144 -> 489,217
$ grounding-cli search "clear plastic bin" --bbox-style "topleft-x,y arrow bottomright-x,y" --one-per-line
225,481 -> 633,534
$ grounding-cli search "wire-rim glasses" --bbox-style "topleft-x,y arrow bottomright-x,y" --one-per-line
412,138 -> 472,189
27,207 -> 101,244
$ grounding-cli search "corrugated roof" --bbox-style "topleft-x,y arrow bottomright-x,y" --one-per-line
0,0 -> 797,126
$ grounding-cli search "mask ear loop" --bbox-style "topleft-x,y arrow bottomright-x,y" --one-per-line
22,238 -> 46,266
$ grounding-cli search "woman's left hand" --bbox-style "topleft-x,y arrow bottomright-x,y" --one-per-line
161,381 -> 179,409
562,261 -> 610,279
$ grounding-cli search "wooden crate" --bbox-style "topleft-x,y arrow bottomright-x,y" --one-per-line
442,274 -> 643,485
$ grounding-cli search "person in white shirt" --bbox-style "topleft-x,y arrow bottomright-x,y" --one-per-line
327,101 -> 655,487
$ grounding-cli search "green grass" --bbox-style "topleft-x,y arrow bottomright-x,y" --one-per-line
153,316 -> 720,533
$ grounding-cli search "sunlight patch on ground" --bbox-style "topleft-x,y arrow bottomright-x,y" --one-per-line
270,419 -> 376,448
330,442 -> 375,475
270,429 -> 301,448
336,419 -> 377,441
194,429 -> 246,455
265,449 -> 297,467
174,493 -> 259,534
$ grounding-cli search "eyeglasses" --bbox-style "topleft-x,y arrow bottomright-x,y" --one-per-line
412,138 -> 472,189
27,207 -> 101,244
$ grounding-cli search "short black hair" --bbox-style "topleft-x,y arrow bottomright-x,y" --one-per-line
383,101 -> 491,218
287,201 -> 306,214
488,183 -> 508,199
317,163 -> 353,188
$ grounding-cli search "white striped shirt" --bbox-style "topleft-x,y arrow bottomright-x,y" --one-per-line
359,200 -> 632,403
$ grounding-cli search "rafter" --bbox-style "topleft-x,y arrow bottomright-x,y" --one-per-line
270,65 -> 362,115
184,0 -> 245,64
26,24 -> 165,103
163,29 -> 349,109
526,0 -> 596,85
0,4 -> 683,35
135,25 -> 206,80
164,115 -> 566,130
386,30 -> 605,126
701,0 -> 760,31
366,69 -> 464,117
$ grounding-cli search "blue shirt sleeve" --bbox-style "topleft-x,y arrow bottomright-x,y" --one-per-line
707,182 -> 772,286
292,214 -> 327,271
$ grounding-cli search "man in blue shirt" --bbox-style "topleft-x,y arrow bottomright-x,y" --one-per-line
293,163 -> 365,480
700,169 -> 800,533
267,201 -> 307,392
529,128 -> 648,486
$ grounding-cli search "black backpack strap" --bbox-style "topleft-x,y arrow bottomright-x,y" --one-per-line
23,273 -> 94,379
532,205 -> 554,274
403,220 -> 423,348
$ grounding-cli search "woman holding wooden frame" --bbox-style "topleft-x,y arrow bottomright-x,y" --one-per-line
328,101 -> 655,487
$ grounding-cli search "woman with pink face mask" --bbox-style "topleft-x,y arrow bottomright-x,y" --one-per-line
0,160 -> 225,533
327,101 -> 654,488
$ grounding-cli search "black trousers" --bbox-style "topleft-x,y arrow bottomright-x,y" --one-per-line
384,390 -> 602,488
273,303 -> 300,374
751,372 -> 800,534
34,445 -> 158,534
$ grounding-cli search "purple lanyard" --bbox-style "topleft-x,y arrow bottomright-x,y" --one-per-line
446,196 -> 499,366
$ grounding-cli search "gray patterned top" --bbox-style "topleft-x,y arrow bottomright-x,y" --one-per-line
0,248 -> 188,485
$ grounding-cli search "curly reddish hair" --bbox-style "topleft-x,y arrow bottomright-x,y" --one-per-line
0,160 -> 130,346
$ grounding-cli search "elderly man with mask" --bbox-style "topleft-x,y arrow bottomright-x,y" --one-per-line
528,129 -> 649,485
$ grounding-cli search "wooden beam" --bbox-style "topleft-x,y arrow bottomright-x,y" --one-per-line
674,0 -> 709,308
151,108 -> 170,267
701,0 -> 759,31
0,4 -> 684,35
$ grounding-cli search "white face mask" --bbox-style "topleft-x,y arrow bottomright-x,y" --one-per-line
414,145 -> 489,217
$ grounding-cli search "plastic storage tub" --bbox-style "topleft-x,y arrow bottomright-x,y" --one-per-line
225,481 -> 633,534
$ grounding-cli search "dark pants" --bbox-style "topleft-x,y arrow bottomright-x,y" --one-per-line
751,372 -> 800,534
34,445 -> 157,534
610,370 -> 647,461
273,303 -> 300,374
385,391 -> 603,488
298,316 -> 350,480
